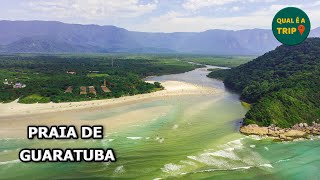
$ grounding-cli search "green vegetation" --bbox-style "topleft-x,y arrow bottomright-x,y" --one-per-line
0,54 -> 198,103
208,38 -> 320,128
87,73 -> 109,78
19,94 -> 50,104
241,101 -> 251,109
180,55 -> 254,67
207,68 -> 230,81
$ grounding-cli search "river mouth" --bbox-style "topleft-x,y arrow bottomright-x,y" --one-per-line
1,66 -> 319,179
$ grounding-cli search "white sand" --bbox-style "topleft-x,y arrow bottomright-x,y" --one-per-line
0,81 -> 221,117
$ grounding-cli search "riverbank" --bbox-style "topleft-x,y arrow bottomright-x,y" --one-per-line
240,122 -> 320,141
0,80 -> 221,117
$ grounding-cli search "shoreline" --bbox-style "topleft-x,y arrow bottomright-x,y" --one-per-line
0,80 -> 222,118
240,122 -> 320,141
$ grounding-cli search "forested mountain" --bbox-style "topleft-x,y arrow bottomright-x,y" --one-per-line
209,38 -> 320,127
0,20 -> 283,55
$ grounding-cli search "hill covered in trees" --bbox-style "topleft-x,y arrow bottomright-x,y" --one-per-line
209,38 -> 320,128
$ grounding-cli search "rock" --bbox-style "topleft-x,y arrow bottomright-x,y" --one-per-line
240,124 -> 268,136
283,130 -> 306,138
292,124 -> 300,130
286,137 -> 293,141
312,128 -> 320,135
279,129 -> 285,134
306,135 -> 313,139
267,129 -> 277,137
279,134 -> 286,139
239,122 -> 316,141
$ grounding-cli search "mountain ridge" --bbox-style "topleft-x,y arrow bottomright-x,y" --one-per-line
0,20 -> 318,55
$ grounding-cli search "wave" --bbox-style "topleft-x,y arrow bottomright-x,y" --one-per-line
0,137 -> 26,141
275,158 -> 291,164
160,138 -> 272,178
161,163 -> 184,175
180,160 -> 197,166
179,163 -> 273,176
247,135 -> 264,141
0,159 -> 20,165
126,137 -> 143,140
114,165 -> 125,174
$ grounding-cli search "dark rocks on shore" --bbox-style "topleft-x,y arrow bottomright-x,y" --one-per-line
240,121 -> 320,141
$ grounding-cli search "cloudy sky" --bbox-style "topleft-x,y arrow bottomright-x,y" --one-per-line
1,0 -> 320,32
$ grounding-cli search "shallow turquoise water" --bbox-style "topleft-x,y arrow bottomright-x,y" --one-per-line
0,66 -> 319,179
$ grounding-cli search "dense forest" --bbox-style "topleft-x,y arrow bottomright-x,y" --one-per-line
208,38 -> 320,128
0,54 -> 199,103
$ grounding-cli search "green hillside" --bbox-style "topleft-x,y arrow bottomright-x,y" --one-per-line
209,38 -> 320,128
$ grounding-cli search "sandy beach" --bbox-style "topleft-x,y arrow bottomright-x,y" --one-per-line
0,81 -> 221,117
0,81 -> 222,138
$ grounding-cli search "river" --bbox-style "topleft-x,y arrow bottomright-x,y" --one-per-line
0,65 -> 319,179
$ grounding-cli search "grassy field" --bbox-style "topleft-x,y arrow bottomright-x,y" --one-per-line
87,73 -> 109,78
178,55 -> 255,68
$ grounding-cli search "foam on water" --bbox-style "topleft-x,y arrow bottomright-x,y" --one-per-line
247,135 -> 263,141
260,164 -> 273,168
161,138 -> 272,178
207,148 -> 241,160
126,137 -> 143,140
0,159 -> 20,165
180,163 -> 273,177
275,158 -> 291,164
180,160 -> 197,166
172,124 -> 179,130
114,165 -> 125,174
161,163 -> 185,175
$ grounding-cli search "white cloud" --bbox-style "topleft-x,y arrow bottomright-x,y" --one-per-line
1,0 -> 320,32
133,2 -> 320,32
182,0 -> 277,11
231,6 -> 240,12
183,0 -> 238,11
133,11 -> 272,32
25,0 -> 158,19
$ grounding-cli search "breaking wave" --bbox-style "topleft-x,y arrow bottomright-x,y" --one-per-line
0,159 -> 20,166
160,138 -> 272,178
